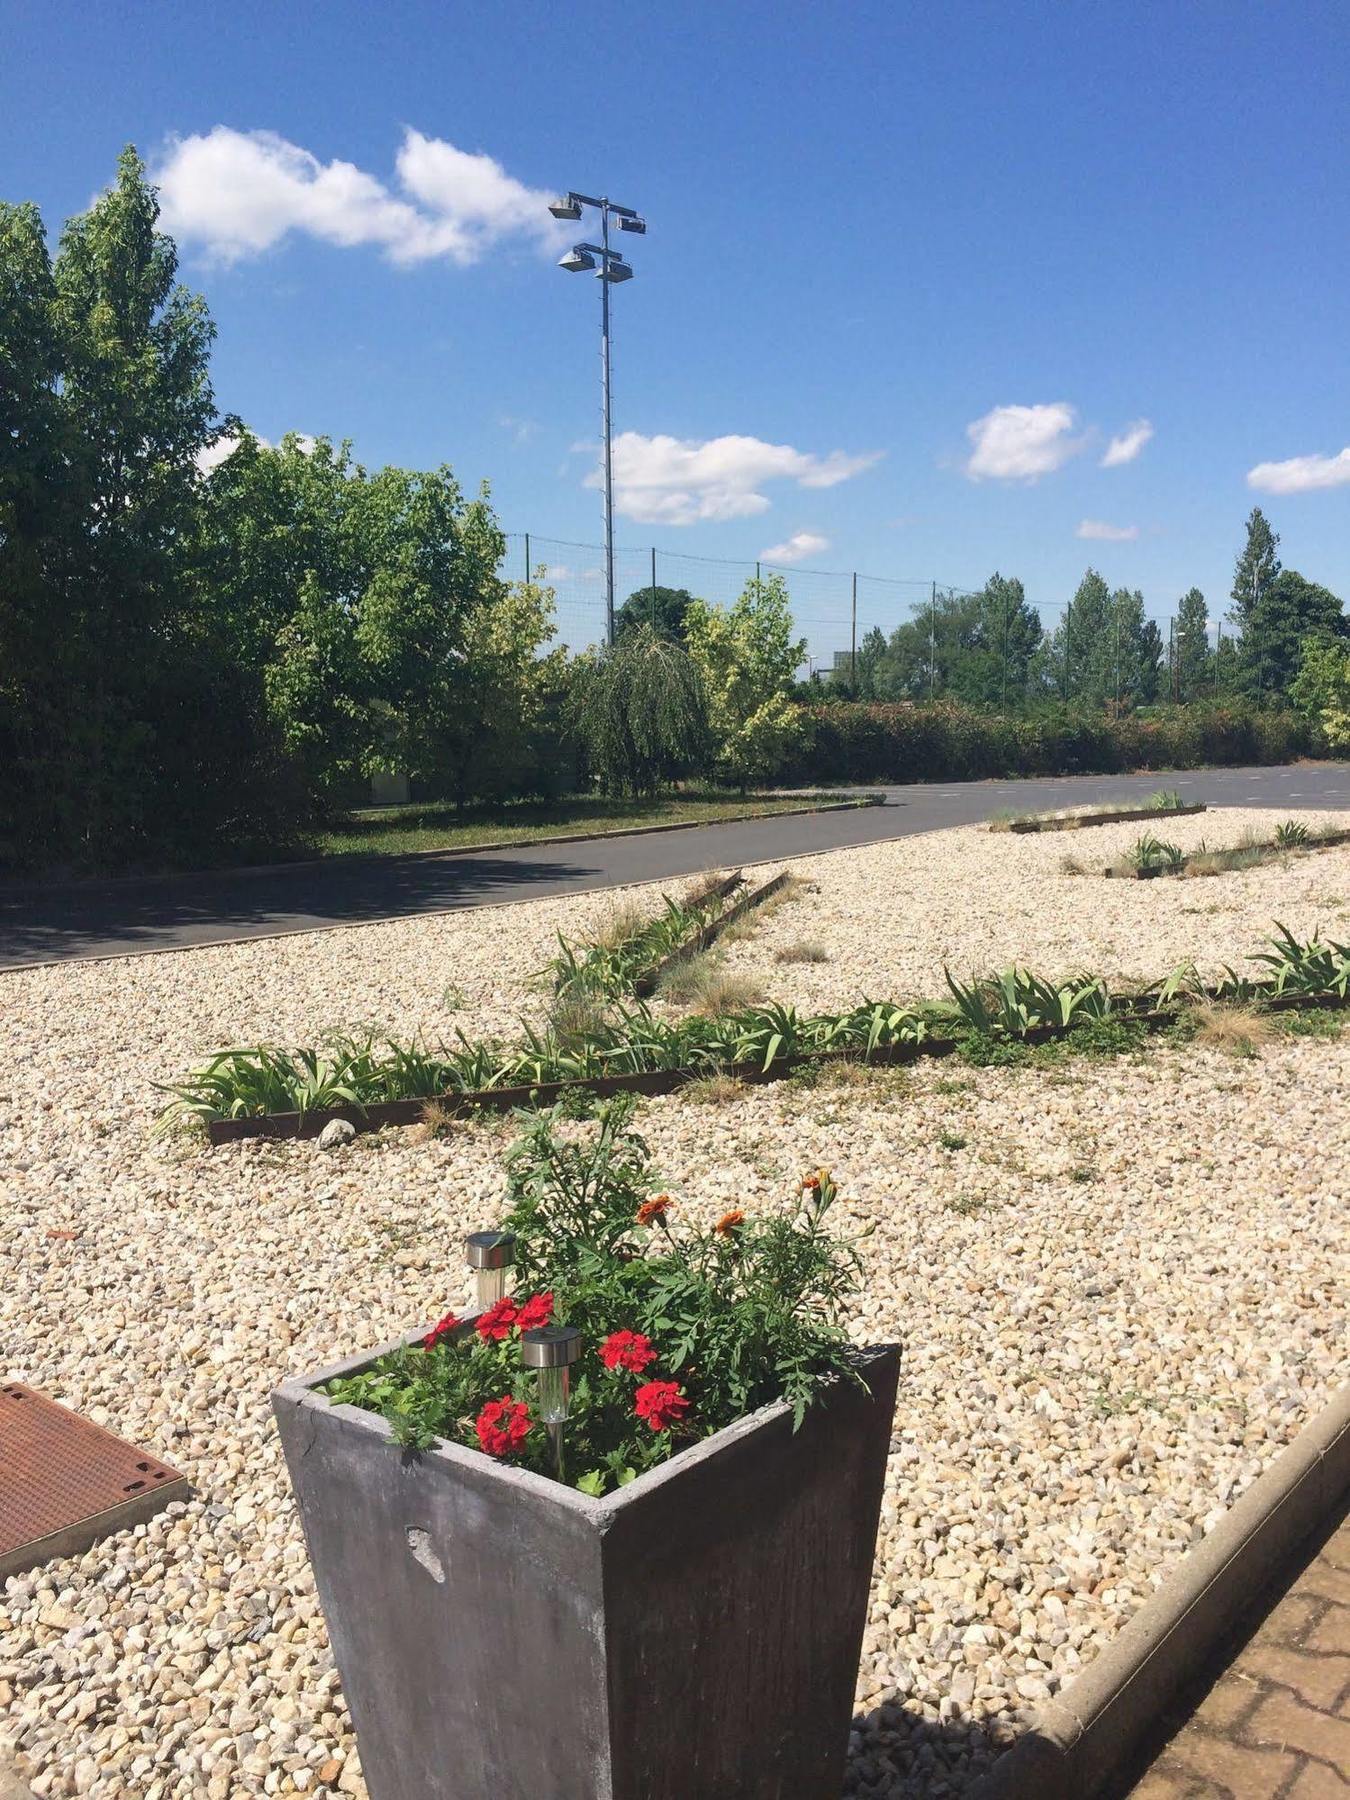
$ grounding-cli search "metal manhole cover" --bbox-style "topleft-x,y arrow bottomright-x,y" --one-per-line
0,1383 -> 189,1580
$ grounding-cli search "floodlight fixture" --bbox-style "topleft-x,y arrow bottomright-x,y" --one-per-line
548,189 -> 645,647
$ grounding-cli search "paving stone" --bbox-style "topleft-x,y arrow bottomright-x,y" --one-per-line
1239,1643 -> 1350,1713
1306,1607 -> 1350,1659
1166,1734 -> 1301,1794
1245,1689 -> 1350,1782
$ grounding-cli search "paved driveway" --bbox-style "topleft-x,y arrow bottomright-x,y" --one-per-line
2,763 -> 1347,970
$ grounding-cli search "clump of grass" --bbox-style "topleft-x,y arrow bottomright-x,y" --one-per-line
945,1194 -> 989,1216
938,1129 -> 968,1151
775,940 -> 829,964
658,952 -> 763,1016
413,1098 -> 457,1142
1147,789 -> 1185,811
681,1073 -> 746,1106
591,899 -> 649,952
546,988 -> 614,1052
1274,818 -> 1310,848
987,809 -> 1018,833
719,872 -> 808,945
1190,1001 -> 1275,1057
1060,854 -> 1085,876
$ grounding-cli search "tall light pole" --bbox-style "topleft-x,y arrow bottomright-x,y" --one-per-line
549,191 -> 645,646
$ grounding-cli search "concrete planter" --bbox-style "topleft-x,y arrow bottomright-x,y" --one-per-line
274,1331 -> 900,1800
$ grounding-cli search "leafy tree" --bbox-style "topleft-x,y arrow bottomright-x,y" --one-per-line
570,624 -> 709,796
1230,506 -> 1281,634
0,147 -> 304,869
614,584 -> 696,643
1174,588 -> 1211,701
1048,569 -> 1113,703
867,576 -> 1042,706
1289,636 -> 1350,749
1243,570 -> 1344,696
684,575 -> 806,784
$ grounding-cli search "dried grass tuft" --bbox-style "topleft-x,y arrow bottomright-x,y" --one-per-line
774,940 -> 829,964
1191,1001 -> 1275,1056
680,1073 -> 746,1106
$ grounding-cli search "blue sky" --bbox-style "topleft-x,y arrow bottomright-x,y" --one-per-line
4,0 -> 1349,652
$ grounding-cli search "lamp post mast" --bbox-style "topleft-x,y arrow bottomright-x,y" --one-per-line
550,190 -> 645,649
600,201 -> 615,646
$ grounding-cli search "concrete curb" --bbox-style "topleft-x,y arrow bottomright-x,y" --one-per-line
970,1380 -> 1350,1798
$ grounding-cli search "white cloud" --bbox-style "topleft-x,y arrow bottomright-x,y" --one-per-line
1076,519 -> 1140,542
1247,447 -> 1350,494
594,432 -> 881,525
760,530 -> 830,565
154,126 -> 567,266
194,429 -> 314,474
964,403 -> 1081,481
1101,418 -> 1154,467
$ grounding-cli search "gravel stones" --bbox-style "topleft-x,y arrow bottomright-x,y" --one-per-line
0,813 -> 1346,1796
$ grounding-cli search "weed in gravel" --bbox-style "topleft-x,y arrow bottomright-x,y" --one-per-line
1069,1166 -> 1096,1183
1273,1008 -> 1345,1040
775,940 -> 829,964
441,983 -> 466,1010
1190,1002 -> 1275,1057
931,1076 -> 972,1096
414,1099 -> 457,1141
945,1194 -> 989,1216
938,1130 -> 968,1152
681,1074 -> 746,1105
1059,854 -> 1086,876
659,955 -> 764,1017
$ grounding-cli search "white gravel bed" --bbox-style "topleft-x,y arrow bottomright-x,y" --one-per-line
0,824 -> 1346,1798
719,807 -> 1350,1007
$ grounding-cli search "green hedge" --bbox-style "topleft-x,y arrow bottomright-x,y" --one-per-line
771,702 -> 1324,785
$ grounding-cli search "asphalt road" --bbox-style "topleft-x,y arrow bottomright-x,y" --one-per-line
3,763 -> 1348,970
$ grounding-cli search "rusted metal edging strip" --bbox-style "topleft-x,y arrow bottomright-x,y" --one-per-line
635,870 -> 794,996
1008,803 -> 1207,834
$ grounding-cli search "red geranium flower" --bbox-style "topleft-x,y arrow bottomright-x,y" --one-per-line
599,1329 -> 658,1375
476,1297 -> 519,1342
421,1309 -> 460,1350
475,1396 -> 531,1457
634,1379 -> 689,1433
514,1291 -> 554,1332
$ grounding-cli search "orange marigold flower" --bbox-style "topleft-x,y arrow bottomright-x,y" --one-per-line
801,1173 -> 821,1192
714,1209 -> 745,1236
636,1194 -> 672,1227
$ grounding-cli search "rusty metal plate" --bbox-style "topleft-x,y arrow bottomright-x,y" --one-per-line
0,1383 -> 189,1580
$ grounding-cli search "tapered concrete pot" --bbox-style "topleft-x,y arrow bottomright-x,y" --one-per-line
274,1325 -> 900,1800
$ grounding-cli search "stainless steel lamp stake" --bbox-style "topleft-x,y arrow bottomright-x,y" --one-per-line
521,1326 -> 584,1483
464,1231 -> 516,1309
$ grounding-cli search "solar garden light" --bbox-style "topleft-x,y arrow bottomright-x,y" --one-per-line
521,1325 -> 583,1481
464,1231 -> 516,1309
549,189 -> 646,648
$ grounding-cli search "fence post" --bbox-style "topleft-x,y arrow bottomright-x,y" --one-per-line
1215,622 -> 1222,696
1001,587 -> 1010,710
524,532 -> 530,584
850,572 -> 857,692
650,547 -> 657,628
755,561 -> 761,585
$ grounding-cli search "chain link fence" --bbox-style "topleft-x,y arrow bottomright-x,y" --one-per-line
505,532 -> 1233,704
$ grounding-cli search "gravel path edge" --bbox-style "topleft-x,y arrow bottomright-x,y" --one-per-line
969,1378 -> 1350,1798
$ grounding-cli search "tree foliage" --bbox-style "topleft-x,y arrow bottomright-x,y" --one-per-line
684,575 -> 806,784
570,624 -> 709,796
614,584 -> 696,643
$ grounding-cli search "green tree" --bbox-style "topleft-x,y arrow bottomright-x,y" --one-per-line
868,576 -> 1041,707
684,575 -> 806,785
614,584 -> 696,643
1048,569 -> 1113,703
1289,636 -> 1350,749
571,624 -> 709,795
1244,570 -> 1345,697
1174,588 -> 1211,701
1230,506 -> 1281,691
0,148 -> 306,869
